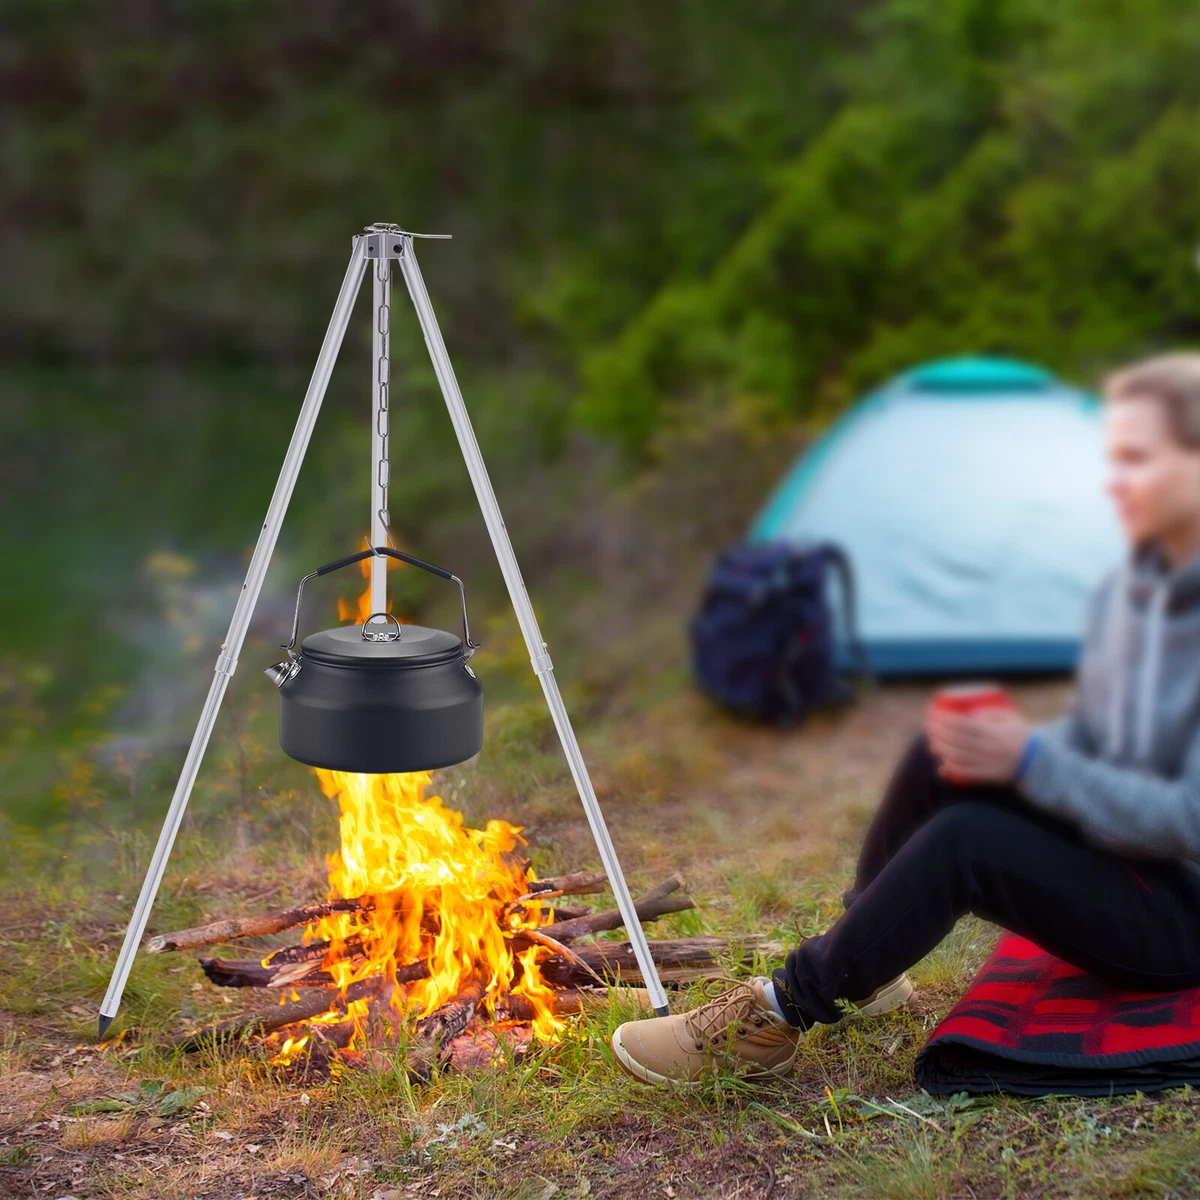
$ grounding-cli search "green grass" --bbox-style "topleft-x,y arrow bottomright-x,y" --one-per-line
2,868 -> 1198,1199
4,670 -> 1198,1199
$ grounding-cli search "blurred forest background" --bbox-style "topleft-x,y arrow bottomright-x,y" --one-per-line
4,0 -> 1200,859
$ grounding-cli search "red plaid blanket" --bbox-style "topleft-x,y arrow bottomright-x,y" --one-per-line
913,932 -> 1200,1097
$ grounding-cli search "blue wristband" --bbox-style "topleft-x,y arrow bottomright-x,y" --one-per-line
1015,732 -> 1041,782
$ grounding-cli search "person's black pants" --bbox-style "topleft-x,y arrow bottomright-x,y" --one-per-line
771,734 -> 1200,1029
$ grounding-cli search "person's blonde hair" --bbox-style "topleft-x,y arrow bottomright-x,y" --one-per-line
1105,353 -> 1200,447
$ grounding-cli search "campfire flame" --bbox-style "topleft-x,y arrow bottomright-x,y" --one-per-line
307,769 -> 564,1045
337,553 -> 408,624
272,1034 -> 309,1065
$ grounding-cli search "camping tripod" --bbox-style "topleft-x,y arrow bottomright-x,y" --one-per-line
97,224 -> 671,1037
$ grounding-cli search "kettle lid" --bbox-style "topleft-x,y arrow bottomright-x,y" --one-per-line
300,621 -> 463,668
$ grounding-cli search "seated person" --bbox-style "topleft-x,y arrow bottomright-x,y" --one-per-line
613,352 -> 1200,1087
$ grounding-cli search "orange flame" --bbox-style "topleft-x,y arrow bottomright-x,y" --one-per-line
272,1034 -> 309,1066
337,553 -> 404,625
310,769 -> 564,1044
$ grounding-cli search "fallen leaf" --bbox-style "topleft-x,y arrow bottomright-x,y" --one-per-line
158,1087 -> 207,1117
65,1099 -> 132,1116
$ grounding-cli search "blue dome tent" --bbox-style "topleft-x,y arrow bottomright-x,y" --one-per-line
748,357 -> 1124,675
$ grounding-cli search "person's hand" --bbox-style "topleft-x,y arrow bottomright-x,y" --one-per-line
925,705 -> 1031,784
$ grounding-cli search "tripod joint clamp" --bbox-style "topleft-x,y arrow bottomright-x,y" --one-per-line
530,644 -> 554,677
214,646 -> 239,677
362,225 -> 451,261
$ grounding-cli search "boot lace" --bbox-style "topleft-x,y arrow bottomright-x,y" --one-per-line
682,981 -> 760,1046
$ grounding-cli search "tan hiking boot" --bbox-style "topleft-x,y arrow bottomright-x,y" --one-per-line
610,978 -> 801,1087
847,972 -> 914,1017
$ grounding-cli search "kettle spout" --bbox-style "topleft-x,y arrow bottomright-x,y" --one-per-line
264,658 -> 300,688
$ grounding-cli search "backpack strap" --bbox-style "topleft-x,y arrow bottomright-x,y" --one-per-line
820,543 -> 872,681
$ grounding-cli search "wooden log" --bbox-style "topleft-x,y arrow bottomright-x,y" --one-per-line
523,874 -> 693,945
151,870 -> 609,955
500,873 -> 608,921
172,976 -> 383,1050
148,898 -> 371,954
359,978 -> 412,1044
415,978 -> 486,1045
494,989 -> 588,1022
635,874 -> 688,906
200,889 -> 694,987
269,959 -> 341,990
200,957 -> 294,988
407,979 -> 487,1077
525,871 -> 609,897
540,935 -> 771,987
200,931 -> 738,994
521,928 -> 607,986
495,986 -> 653,1021
200,955 -> 430,990
200,872 -> 698,991
308,1014 -> 358,1050
192,872 -> 688,985
200,932 -> 382,986
503,899 -> 589,922
276,978 -> 416,1054
265,935 -> 364,967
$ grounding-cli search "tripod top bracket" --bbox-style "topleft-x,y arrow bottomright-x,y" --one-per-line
361,223 -> 452,259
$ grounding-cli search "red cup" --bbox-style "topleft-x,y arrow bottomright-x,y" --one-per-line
928,682 -> 1016,783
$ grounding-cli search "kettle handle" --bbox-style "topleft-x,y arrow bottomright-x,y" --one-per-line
283,546 -> 479,659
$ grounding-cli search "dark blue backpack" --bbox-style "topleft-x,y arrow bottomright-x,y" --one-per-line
688,541 -> 867,723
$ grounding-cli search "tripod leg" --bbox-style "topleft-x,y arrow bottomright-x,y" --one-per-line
394,238 -> 671,1016
97,239 -> 369,1038
369,254 -> 392,617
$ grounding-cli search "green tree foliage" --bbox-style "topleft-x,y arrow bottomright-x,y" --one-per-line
1,0 -> 858,653
1,0 -> 859,607
2,0 -> 855,368
5,0 -> 1200,682
6,0 -> 1199,463
575,0 -> 1200,454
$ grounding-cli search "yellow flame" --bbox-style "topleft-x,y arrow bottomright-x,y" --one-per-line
272,1034 -> 309,1066
513,945 -> 566,1040
311,769 -> 561,1045
336,546 -> 409,624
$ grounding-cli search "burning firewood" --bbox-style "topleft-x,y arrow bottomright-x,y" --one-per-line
440,1023 -> 534,1072
195,873 -> 697,991
523,871 -> 609,897
160,764 -> 710,1075
199,957 -> 335,989
515,873 -> 693,945
147,898 -> 370,955
195,934 -> 764,1006
415,979 -> 486,1045
171,976 -> 384,1051
436,982 -> 654,1073
148,870 -> 611,957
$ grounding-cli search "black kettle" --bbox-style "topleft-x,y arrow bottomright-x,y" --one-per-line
265,547 -> 483,773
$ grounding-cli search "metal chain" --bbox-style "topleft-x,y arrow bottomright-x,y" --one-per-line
376,256 -> 391,531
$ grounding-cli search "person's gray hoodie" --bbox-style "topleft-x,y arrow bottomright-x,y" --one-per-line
1019,540 -> 1200,880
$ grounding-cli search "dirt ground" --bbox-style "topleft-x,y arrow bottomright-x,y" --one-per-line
0,678 -> 1100,1200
